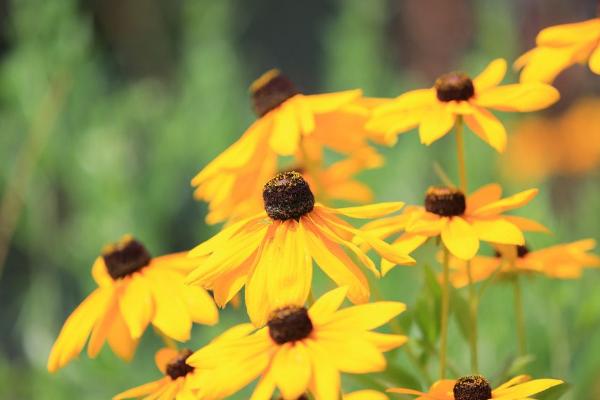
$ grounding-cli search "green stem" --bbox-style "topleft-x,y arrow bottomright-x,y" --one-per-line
440,246 -> 450,379
466,261 -> 479,373
513,275 -> 527,356
455,117 -> 467,193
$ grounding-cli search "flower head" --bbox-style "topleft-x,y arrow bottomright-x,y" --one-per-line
47,235 -> 218,372
192,69 -> 383,224
360,184 -> 546,273
188,287 -> 407,400
515,18 -> 600,83
187,171 -> 415,325
113,348 -> 207,400
388,374 -> 563,400
367,59 -> 559,152
449,240 -> 600,287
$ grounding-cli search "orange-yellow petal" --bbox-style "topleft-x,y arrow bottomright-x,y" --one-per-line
441,217 -> 479,260
588,44 -> 600,74
475,83 -> 559,112
272,343 -> 311,399
470,218 -> 525,245
463,107 -> 507,152
419,103 -> 455,145
473,58 -> 507,92
492,378 -> 563,399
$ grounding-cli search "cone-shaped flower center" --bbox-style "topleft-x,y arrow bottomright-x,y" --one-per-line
263,171 -> 315,221
166,349 -> 195,380
435,72 -> 475,102
453,375 -> 492,400
268,306 -> 313,345
102,235 -> 151,280
251,69 -> 299,117
424,187 -> 466,216
516,244 -> 529,258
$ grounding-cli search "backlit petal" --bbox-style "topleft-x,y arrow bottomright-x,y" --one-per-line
272,344 -> 311,399
467,183 -> 502,212
441,217 -> 479,260
463,107 -> 507,152
473,58 -> 507,92
471,188 -> 538,216
269,104 -> 300,155
419,103 -> 455,145
119,274 -> 154,338
470,218 -> 525,245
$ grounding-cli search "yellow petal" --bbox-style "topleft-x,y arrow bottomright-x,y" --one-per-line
463,107 -> 507,152
146,270 -> 192,342
155,348 -> 179,373
588,44 -> 600,74
308,287 -> 349,324
441,217 -> 479,260
323,301 -> 406,331
536,18 -> 600,46
467,183 -> 502,212
381,234 -> 428,276
272,344 -> 311,399
118,274 -> 154,338
250,369 -> 277,400
473,58 -> 507,92
112,378 -> 167,400
517,46 -> 578,83
504,215 -> 549,233
88,293 -> 119,358
492,379 -> 563,399
373,89 -> 436,115
293,96 -> 316,134
269,103 -> 300,155
475,83 -> 560,112
91,258 -> 113,287
330,202 -> 405,219
363,331 -> 408,352
495,375 -> 531,390
181,284 -> 219,326
107,309 -> 138,362
318,334 -> 386,373
470,218 -> 525,245
419,103 -> 455,145
306,340 -> 340,400
344,390 -> 388,400
306,89 -> 362,113
471,188 -> 538,217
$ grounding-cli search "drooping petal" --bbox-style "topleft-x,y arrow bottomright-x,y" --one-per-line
419,103 -> 455,145
441,217 -> 479,260
306,89 -> 362,113
118,274 -> 154,338
88,291 -> 120,358
107,309 -> 138,362
475,82 -> 560,112
91,258 -> 113,287
306,340 -> 341,400
463,107 -> 507,152
250,368 -> 277,400
504,215 -> 549,233
470,218 -> 525,245
269,103 -> 300,155
181,284 -> 219,326
381,234 -> 428,276
271,343 -> 311,399
473,58 -> 507,92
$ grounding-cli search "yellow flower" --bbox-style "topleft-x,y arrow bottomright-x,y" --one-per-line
502,98 -> 600,182
192,69 -> 382,225
449,240 -> 600,287
187,171 -> 415,325
367,58 -> 559,152
187,287 -> 407,400
113,348 -> 206,400
47,236 -> 218,372
388,374 -> 563,400
360,184 -> 546,272
344,390 -> 388,400
515,18 -> 600,83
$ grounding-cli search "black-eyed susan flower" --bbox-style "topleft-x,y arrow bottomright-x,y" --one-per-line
449,240 -> 600,286
187,171 -> 415,326
366,59 -> 559,152
360,184 -> 546,272
192,69 -> 383,225
188,287 -> 408,400
388,374 -> 563,400
47,235 -> 218,372
516,18 -> 600,83
113,348 -> 205,400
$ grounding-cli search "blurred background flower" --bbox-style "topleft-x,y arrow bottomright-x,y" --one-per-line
1,0 -> 600,399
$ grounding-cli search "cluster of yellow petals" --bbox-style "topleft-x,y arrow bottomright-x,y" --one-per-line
516,18 -> 600,83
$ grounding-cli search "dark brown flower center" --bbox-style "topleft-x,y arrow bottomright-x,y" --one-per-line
277,396 -> 308,400
435,72 -> 475,102
263,171 -> 315,221
165,349 -> 195,380
250,69 -> 299,117
424,187 -> 466,217
453,375 -> 492,400
494,244 -> 530,259
268,306 -> 313,345
102,236 -> 151,280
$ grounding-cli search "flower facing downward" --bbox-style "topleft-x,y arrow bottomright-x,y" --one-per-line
367,58 -> 559,152
359,184 -> 546,273
388,374 -> 563,400
449,240 -> 600,287
515,18 -> 600,83
192,69 -> 382,225
47,235 -> 219,372
188,287 -> 408,400
113,348 -> 207,400
187,171 -> 415,326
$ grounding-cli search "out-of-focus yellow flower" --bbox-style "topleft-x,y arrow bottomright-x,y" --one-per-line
515,18 -> 600,83
449,240 -> 600,287
503,98 -> 600,182
47,236 -> 218,372
192,69 -> 383,225
344,390 -> 388,400
360,184 -> 546,272
113,348 -> 207,400
367,59 -> 559,152
187,171 -> 415,326
188,287 -> 407,400
388,374 -> 563,400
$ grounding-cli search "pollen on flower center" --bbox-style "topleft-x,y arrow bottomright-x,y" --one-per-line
268,306 -> 314,345
453,375 -> 492,400
102,235 -> 152,280
424,187 -> 466,217
435,72 -> 475,102
250,69 -> 300,117
263,171 -> 315,221
166,349 -> 195,380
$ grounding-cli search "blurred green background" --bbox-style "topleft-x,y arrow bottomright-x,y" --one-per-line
1,0 -> 600,398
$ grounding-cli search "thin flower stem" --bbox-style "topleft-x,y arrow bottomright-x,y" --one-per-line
466,261 -> 479,374
454,117 -> 467,193
513,275 -> 527,356
440,246 -> 450,379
